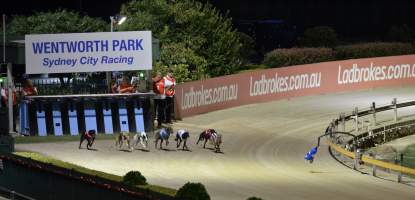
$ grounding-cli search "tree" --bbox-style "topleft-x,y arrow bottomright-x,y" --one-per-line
175,182 -> 210,200
387,24 -> 415,43
119,0 -> 242,79
238,32 -> 257,66
153,42 -> 207,83
7,10 -> 108,88
298,26 -> 338,48
8,10 -> 108,35
122,171 -> 147,186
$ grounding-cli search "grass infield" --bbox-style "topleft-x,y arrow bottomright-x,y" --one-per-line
403,144 -> 415,169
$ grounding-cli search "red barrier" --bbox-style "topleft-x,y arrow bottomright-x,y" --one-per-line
175,55 -> 415,119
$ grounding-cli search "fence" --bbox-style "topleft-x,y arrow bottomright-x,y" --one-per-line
0,186 -> 36,200
26,72 -> 151,96
31,78 -> 108,95
326,97 -> 415,182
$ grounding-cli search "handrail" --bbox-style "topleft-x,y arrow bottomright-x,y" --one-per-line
324,97 -> 415,179
327,140 -> 355,158
334,98 -> 415,146
24,92 -> 155,100
340,99 -> 415,123
347,119 -> 415,147
0,185 -> 36,200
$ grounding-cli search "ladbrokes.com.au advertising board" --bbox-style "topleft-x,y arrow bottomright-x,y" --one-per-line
175,55 -> 415,119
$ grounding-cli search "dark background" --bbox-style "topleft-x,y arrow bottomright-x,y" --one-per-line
1,0 -> 415,50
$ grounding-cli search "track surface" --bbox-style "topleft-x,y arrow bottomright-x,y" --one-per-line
17,87 -> 415,200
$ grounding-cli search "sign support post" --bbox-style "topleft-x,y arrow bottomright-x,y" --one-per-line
7,62 -> 13,134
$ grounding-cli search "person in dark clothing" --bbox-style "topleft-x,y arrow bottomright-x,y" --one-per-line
1,82 -> 18,132
152,72 -> 165,128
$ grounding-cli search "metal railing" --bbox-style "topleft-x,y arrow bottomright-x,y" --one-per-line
345,119 -> 415,150
32,78 -> 108,95
0,186 -> 36,200
325,98 -> 415,182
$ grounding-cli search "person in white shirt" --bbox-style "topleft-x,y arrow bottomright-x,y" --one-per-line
1,82 -> 18,132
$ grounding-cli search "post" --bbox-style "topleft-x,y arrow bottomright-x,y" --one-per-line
1,14 -> 5,110
354,107 -> 359,132
7,62 -> 13,134
333,120 -> 338,132
106,16 -> 115,93
2,14 -> 5,63
110,16 -> 114,32
341,113 -> 345,132
353,147 -> 359,170
398,153 -> 403,183
392,98 -> 398,122
105,70 -> 112,92
372,102 -> 376,126
146,70 -> 151,91
369,148 -> 376,175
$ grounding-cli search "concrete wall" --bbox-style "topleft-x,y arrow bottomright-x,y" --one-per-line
175,55 -> 415,119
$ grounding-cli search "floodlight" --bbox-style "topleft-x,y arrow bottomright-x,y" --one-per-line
117,16 -> 127,25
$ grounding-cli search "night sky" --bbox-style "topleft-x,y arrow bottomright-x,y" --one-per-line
1,0 -> 415,48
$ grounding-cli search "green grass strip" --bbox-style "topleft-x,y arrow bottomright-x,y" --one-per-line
403,144 -> 415,169
13,151 -> 176,196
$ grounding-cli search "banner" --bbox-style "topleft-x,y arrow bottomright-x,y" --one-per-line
25,31 -> 152,74
175,55 -> 415,119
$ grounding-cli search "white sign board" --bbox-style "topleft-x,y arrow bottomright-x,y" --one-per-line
25,31 -> 152,74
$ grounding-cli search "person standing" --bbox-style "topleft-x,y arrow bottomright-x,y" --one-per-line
1,81 -> 18,132
152,72 -> 165,128
22,79 -> 38,96
163,70 -> 176,124
110,80 -> 119,93
118,76 -> 135,93
21,78 -> 38,135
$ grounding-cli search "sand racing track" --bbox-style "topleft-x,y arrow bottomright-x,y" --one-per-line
17,86 -> 415,200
